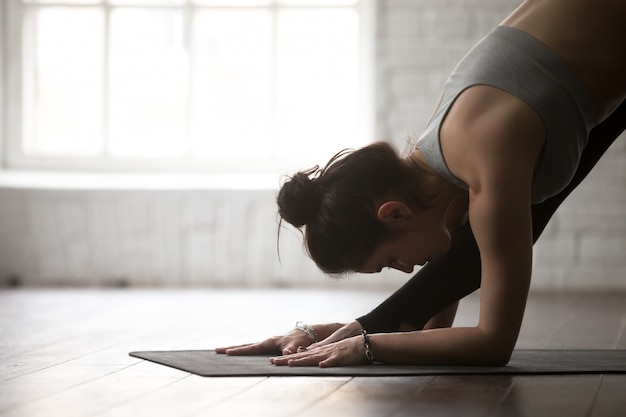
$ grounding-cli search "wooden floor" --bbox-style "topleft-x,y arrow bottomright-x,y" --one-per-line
1,288 -> 625,417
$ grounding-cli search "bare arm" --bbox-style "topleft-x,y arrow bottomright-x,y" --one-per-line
367,180 -> 534,366
272,168 -> 535,366
364,87 -> 541,366
271,86 -> 544,367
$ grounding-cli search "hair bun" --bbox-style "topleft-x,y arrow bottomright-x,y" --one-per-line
277,169 -> 324,228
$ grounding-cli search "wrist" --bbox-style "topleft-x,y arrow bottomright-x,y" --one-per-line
348,320 -> 365,335
312,322 -> 345,340
294,321 -> 318,343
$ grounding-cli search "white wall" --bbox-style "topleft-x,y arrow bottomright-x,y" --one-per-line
0,0 -> 625,290
0,185 -> 299,287
0,180 -> 412,289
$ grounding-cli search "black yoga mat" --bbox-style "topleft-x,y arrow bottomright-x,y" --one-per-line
129,349 -> 626,377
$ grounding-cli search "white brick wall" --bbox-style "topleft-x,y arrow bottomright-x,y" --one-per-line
0,0 -> 624,290
532,140 -> 626,290
0,184 -> 414,289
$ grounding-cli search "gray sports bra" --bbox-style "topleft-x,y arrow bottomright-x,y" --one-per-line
416,26 -> 598,204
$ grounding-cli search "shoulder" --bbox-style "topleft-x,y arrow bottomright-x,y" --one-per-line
439,85 -> 545,194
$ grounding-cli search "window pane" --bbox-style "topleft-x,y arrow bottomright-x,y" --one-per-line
23,8 -> 103,156
276,9 -> 360,159
22,0 -> 100,4
109,9 -> 187,157
109,0 -> 184,5
193,0 -> 272,6
278,0 -> 358,5
191,10 -> 272,158
15,1 -> 369,170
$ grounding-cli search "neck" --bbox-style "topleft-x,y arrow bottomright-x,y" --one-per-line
403,150 -> 459,205
403,150 -> 469,231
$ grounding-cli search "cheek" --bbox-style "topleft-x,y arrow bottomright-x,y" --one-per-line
408,221 -> 452,259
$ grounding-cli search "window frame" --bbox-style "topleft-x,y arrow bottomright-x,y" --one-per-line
1,0 -> 375,174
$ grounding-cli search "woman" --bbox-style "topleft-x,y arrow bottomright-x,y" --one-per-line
216,0 -> 626,367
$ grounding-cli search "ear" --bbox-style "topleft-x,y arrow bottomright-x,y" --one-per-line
377,201 -> 412,229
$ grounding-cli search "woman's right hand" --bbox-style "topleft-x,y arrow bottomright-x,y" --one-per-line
215,329 -> 313,356
215,322 -> 349,356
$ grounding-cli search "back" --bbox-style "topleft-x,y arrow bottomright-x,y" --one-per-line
502,0 -> 626,120
416,26 -> 595,204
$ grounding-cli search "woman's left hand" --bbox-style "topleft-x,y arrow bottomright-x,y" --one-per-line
269,335 -> 368,368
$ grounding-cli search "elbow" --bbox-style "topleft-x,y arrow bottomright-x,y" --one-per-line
485,350 -> 512,367
474,330 -> 515,366
473,324 -> 518,366
481,342 -> 514,367
471,347 -> 511,367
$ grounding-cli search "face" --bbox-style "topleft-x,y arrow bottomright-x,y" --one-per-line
359,206 -> 452,274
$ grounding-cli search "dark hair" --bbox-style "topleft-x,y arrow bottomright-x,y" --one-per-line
277,141 -> 431,274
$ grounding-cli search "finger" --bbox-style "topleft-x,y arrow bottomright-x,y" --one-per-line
271,352 -> 324,367
286,354 -> 326,367
318,356 -> 338,368
281,341 -> 303,355
223,341 -> 275,356
269,354 -> 291,365
224,346 -> 260,356
215,343 -> 252,353
270,351 -> 303,365
214,343 -> 254,354
281,346 -> 300,355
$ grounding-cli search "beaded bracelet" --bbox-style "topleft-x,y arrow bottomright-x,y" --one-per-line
294,321 -> 318,343
362,330 -> 374,363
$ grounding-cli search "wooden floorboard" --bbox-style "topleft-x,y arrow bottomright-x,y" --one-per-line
491,375 -> 603,417
590,375 -> 626,417
390,375 -> 518,417
297,376 -> 435,417
1,289 -> 626,417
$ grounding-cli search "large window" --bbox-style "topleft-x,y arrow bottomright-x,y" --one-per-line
2,0 -> 374,172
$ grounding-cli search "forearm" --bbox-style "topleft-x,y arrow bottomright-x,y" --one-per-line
369,326 -> 510,366
423,301 -> 459,330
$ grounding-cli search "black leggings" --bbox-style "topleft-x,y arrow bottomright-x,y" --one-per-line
357,100 -> 626,333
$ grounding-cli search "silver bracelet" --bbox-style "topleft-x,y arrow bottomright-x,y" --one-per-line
294,321 -> 318,343
362,330 -> 374,363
